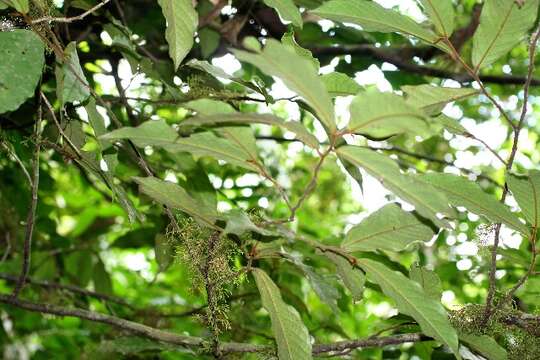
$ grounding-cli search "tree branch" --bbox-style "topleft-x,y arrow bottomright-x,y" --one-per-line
309,45 -> 540,87
0,293 -> 431,355
485,25 -> 540,320
30,0 -> 112,24
11,104 -> 42,299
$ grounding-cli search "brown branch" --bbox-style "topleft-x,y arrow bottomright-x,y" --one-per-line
485,26 -> 540,320
11,104 -> 42,299
0,273 -> 134,309
309,45 -> 540,87
199,0 -> 228,28
0,293 -> 430,354
31,0 -> 112,24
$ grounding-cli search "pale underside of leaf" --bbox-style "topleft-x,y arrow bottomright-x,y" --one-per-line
418,0 -> 454,37
233,39 -> 336,133
402,85 -> 478,116
134,176 -> 218,226
343,203 -> 435,253
157,0 -> 198,70
101,120 -> 259,171
472,0 -> 539,70
252,269 -> 312,360
337,146 -> 455,227
419,173 -> 528,234
182,112 -> 319,148
348,92 -> 428,137
357,258 -> 460,359
507,170 -> 540,228
312,0 -> 442,47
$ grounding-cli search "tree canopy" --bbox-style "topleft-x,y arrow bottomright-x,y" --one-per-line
0,0 -> 539,359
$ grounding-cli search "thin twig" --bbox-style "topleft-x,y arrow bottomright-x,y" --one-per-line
1,232 -> 11,263
11,103 -> 42,299
442,38 -> 515,129
484,26 -> 540,319
40,92 -> 82,158
0,141 -> 33,185
0,273 -> 134,309
31,0 -> 111,24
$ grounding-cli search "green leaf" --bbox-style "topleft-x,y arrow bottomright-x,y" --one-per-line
431,114 -> 467,135
286,255 -> 339,312
343,204 -> 435,253
157,0 -> 198,70
1,0 -> 29,13
263,0 -> 303,28
402,85 -> 477,116
182,112 -> 319,148
459,333 -> 507,360
224,209 -> 273,237
252,268 -> 312,360
101,120 -> 259,171
281,31 -> 319,71
184,99 -> 236,115
320,72 -> 362,97
337,146 -> 455,227
418,0 -> 454,37
56,42 -> 90,105
357,258 -> 460,359
324,252 -> 365,301
0,30 -> 44,114
85,100 -> 141,223
409,263 -> 442,301
472,0 -> 539,70
507,170 -> 540,228
154,233 -> 174,272
348,91 -> 429,138
93,258 -> 113,295
419,173 -> 528,234
134,176 -> 218,226
312,0 -> 439,45
234,38 -> 336,133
